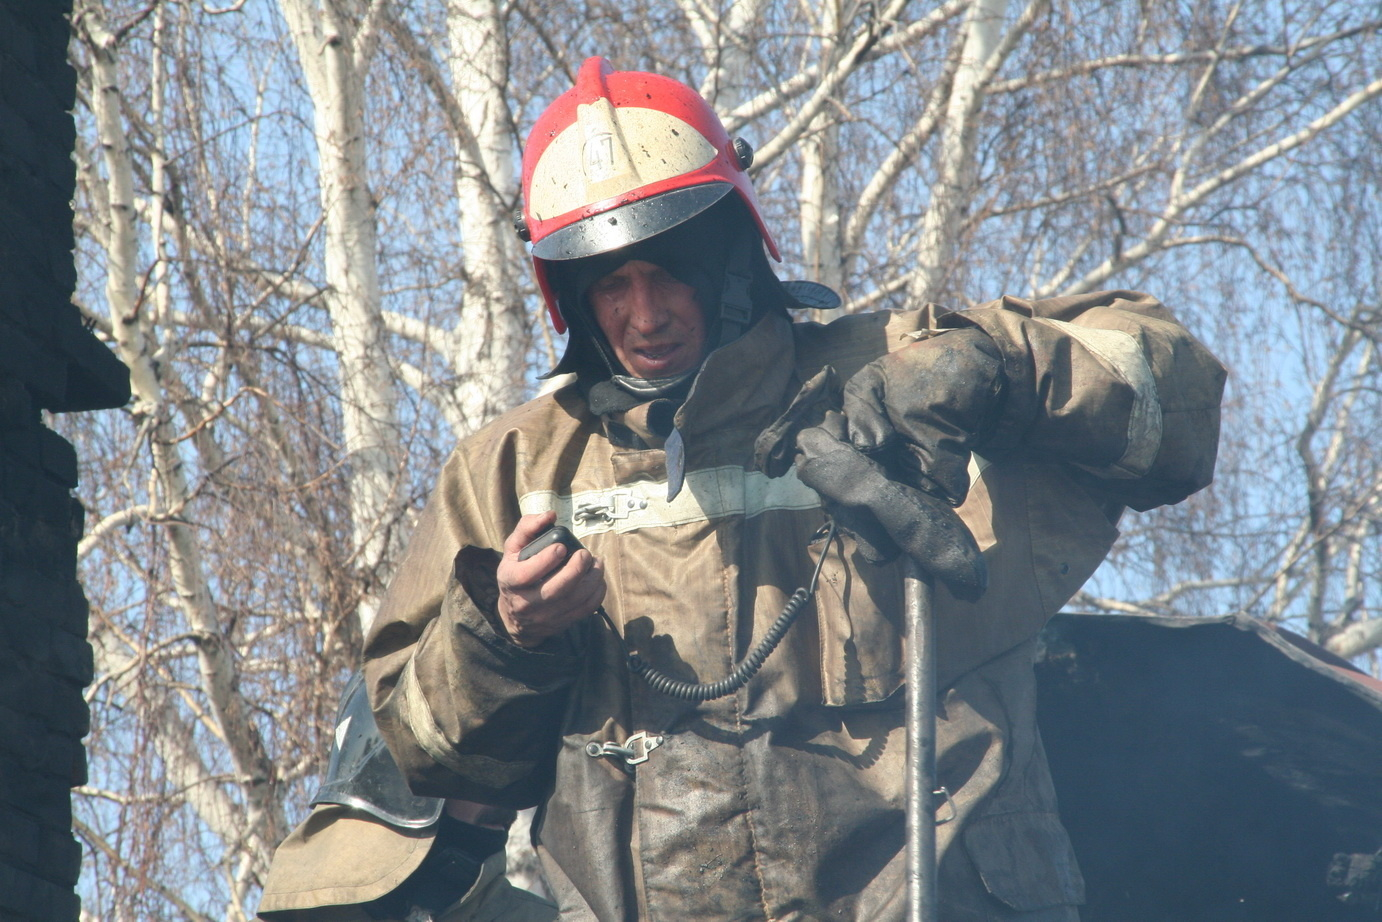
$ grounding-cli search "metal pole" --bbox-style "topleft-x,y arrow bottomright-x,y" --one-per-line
905,559 -> 937,922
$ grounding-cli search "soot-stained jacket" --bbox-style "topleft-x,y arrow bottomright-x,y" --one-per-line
364,291 -> 1225,921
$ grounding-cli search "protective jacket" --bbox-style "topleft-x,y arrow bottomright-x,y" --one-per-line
365,291 -> 1225,921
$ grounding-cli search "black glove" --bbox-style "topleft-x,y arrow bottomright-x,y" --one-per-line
793,410 -> 987,600
842,327 -> 1007,505
754,363 -> 991,599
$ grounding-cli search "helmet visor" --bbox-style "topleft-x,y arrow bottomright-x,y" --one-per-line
532,182 -> 732,262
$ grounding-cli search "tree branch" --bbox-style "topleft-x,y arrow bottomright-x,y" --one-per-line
751,0 -> 915,172
75,816 -> 217,922
1065,74 -> 1382,294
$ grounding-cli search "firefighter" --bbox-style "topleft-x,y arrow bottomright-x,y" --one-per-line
363,57 -> 1226,920
257,673 -> 556,922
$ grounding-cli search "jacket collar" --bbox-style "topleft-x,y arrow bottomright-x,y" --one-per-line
674,312 -> 797,440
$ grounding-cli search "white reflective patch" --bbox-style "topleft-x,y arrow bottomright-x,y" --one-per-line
969,453 -> 990,479
1048,320 -> 1163,477
398,658 -> 462,773
334,714 -> 352,754
399,659 -> 536,786
520,466 -> 822,539
529,106 -> 717,221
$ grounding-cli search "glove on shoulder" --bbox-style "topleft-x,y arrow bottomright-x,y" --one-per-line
794,410 -> 988,600
843,326 -> 1007,505
753,367 -> 987,600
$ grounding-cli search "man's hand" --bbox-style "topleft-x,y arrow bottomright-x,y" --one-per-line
497,512 -> 606,648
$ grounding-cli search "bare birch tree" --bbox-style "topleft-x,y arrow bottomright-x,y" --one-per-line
277,0 -> 403,633
74,3 -> 285,915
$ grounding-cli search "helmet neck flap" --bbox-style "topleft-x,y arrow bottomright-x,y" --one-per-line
311,672 -> 443,829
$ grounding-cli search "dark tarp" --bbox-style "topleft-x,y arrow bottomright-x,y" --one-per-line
1036,612 -> 1382,922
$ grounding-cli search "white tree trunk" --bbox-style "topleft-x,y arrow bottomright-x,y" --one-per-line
447,0 -> 527,433
908,0 -> 1011,305
687,0 -> 767,112
280,0 -> 402,632
77,1 -> 283,904
797,0 -> 845,320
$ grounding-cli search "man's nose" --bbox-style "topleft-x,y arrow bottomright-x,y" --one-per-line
627,279 -> 669,331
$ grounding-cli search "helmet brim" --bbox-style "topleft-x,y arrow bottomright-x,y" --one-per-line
532,182 -> 733,262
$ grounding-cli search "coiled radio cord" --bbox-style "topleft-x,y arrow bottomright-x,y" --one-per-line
600,520 -> 837,702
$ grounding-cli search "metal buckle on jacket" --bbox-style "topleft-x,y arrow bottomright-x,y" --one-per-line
585,730 -> 664,768
574,489 -> 648,526
933,786 -> 957,825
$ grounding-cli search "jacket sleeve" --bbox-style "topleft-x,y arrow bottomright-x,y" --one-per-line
938,289 -> 1226,511
363,447 -> 584,809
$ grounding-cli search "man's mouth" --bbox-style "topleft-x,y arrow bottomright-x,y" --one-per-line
630,343 -> 684,372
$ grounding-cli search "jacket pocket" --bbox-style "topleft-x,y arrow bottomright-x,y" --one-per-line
962,810 -> 1086,911
813,533 -> 906,707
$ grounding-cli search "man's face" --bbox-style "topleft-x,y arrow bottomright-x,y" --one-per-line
587,259 -> 706,379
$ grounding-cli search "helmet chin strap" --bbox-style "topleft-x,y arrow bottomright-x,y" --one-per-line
610,369 -> 697,399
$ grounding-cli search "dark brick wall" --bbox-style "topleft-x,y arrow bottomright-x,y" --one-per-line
0,0 -> 130,919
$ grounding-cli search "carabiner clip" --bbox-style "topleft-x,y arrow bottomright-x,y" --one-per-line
585,730 -> 664,769
933,786 -> 957,825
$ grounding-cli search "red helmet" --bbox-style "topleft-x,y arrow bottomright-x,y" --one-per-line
517,57 -> 780,334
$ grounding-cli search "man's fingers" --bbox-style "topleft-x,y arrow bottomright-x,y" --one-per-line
496,515 -> 606,647
503,542 -> 569,591
501,557 -> 605,648
572,557 -> 607,612
842,372 -> 894,453
503,511 -> 558,556
500,512 -> 567,589
538,550 -> 599,605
